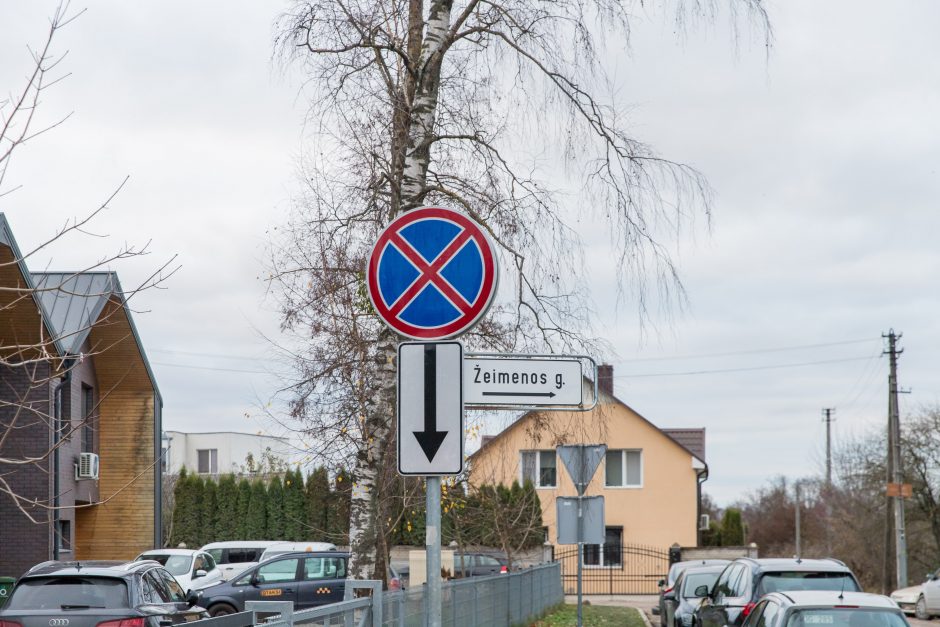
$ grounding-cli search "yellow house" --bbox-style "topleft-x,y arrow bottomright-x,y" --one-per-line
469,365 -> 707,593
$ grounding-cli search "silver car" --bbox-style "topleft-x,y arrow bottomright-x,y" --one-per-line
740,590 -> 909,627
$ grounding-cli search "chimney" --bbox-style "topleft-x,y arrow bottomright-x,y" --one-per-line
598,364 -> 614,397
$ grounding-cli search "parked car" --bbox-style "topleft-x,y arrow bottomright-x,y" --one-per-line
258,541 -> 337,563
395,551 -> 509,584
663,564 -> 727,627
740,590 -> 908,627
200,541 -> 279,581
196,551 -> 348,616
889,582 -> 922,616
134,549 -> 224,593
654,560 -> 730,627
908,566 -> 940,620
695,558 -> 862,627
0,560 -> 206,627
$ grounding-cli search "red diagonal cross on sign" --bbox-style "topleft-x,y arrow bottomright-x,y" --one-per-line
387,229 -> 474,318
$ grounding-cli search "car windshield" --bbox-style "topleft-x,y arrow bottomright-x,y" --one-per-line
6,577 -> 128,610
759,572 -> 860,594
786,609 -> 907,627
683,573 -> 720,598
140,554 -> 193,576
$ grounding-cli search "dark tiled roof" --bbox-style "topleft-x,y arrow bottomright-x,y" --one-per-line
662,428 -> 706,462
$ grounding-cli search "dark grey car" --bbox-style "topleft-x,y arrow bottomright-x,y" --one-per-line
656,560 -> 731,627
663,565 -> 726,627
695,558 -> 861,627
0,560 -> 205,627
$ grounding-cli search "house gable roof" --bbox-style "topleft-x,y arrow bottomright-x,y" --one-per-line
0,213 -> 160,397
471,383 -> 706,467
0,213 -> 66,356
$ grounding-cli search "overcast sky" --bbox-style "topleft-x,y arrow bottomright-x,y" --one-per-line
2,1 -> 939,506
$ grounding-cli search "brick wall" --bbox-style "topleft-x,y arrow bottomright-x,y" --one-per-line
0,361 -> 54,577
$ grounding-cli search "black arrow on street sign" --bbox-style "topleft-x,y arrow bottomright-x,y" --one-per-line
481,391 -> 556,398
414,344 -> 448,462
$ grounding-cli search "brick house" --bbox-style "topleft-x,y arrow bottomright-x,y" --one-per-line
0,214 -> 162,576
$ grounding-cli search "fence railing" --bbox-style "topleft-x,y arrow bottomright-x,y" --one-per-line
185,562 -> 562,627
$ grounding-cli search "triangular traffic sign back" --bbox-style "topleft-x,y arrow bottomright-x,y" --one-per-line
557,444 -> 607,495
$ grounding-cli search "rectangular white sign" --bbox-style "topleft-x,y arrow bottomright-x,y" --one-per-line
464,356 -> 583,406
398,342 -> 464,476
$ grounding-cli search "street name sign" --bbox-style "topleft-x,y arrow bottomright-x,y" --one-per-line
464,355 -> 593,409
367,207 -> 498,340
397,341 -> 464,475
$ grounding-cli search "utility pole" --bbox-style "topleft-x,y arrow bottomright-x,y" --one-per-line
884,329 -> 907,590
823,408 -> 835,486
822,408 -> 835,555
794,481 -> 802,559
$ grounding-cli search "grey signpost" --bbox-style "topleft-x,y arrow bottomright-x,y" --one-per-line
557,444 -> 607,627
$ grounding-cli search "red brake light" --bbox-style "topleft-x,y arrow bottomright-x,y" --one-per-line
664,586 -> 674,594
500,566 -> 508,574
742,603 -> 757,617
97,619 -> 146,627
1,620 -> 24,627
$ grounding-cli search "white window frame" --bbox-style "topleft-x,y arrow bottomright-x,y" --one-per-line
604,449 -> 643,488
583,527 -> 623,569
197,448 -> 218,474
520,450 -> 557,488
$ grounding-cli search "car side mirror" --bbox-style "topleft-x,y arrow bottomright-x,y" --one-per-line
185,590 -> 199,607
193,569 -> 207,579
695,585 -> 710,598
658,579 -> 666,588
664,591 -> 676,601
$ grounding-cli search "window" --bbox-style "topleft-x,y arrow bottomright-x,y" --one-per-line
521,450 -> 556,487
197,448 -> 218,474
141,572 -> 163,604
583,527 -> 622,567
605,449 -> 642,487
155,569 -> 186,602
756,600 -> 780,627
257,558 -> 300,583
56,520 -> 72,552
81,384 -> 95,453
304,556 -> 346,580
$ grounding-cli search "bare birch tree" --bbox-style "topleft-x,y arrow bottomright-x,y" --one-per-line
269,0 -> 771,580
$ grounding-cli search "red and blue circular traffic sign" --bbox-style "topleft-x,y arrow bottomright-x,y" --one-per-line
366,207 -> 499,340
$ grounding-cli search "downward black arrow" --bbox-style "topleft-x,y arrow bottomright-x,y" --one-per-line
414,344 -> 448,462
481,391 -> 556,398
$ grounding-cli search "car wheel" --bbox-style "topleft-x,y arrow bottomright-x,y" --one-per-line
916,596 -> 931,621
209,603 -> 238,617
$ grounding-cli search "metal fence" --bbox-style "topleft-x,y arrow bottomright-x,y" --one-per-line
185,562 -> 562,627
556,543 -> 670,594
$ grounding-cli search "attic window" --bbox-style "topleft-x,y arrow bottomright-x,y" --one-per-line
521,450 -> 556,488
605,449 -> 642,487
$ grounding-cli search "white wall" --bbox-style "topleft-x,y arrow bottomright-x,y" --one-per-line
163,431 -> 297,475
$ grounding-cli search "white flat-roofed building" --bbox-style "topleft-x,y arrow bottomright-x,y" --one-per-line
162,430 -> 298,476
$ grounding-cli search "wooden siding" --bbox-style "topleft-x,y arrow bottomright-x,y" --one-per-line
76,298 -> 155,559
0,245 -> 58,362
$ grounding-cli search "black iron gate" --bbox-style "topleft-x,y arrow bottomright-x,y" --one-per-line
556,543 -> 670,594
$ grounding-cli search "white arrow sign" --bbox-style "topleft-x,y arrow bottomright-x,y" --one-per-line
398,342 -> 464,476
464,356 -> 584,407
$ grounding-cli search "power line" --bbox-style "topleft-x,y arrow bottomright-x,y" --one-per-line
623,337 -> 877,363
615,355 -> 874,378
150,361 -> 274,375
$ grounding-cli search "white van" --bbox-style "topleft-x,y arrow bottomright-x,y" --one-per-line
258,541 -> 337,563
200,541 -> 279,580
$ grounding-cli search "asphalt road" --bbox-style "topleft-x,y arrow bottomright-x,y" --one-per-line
908,618 -> 932,627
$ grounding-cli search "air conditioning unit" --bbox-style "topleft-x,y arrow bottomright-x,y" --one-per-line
698,514 -> 710,531
76,452 -> 100,480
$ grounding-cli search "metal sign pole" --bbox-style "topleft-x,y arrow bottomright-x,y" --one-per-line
577,493 -> 584,627
427,476 -> 442,627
